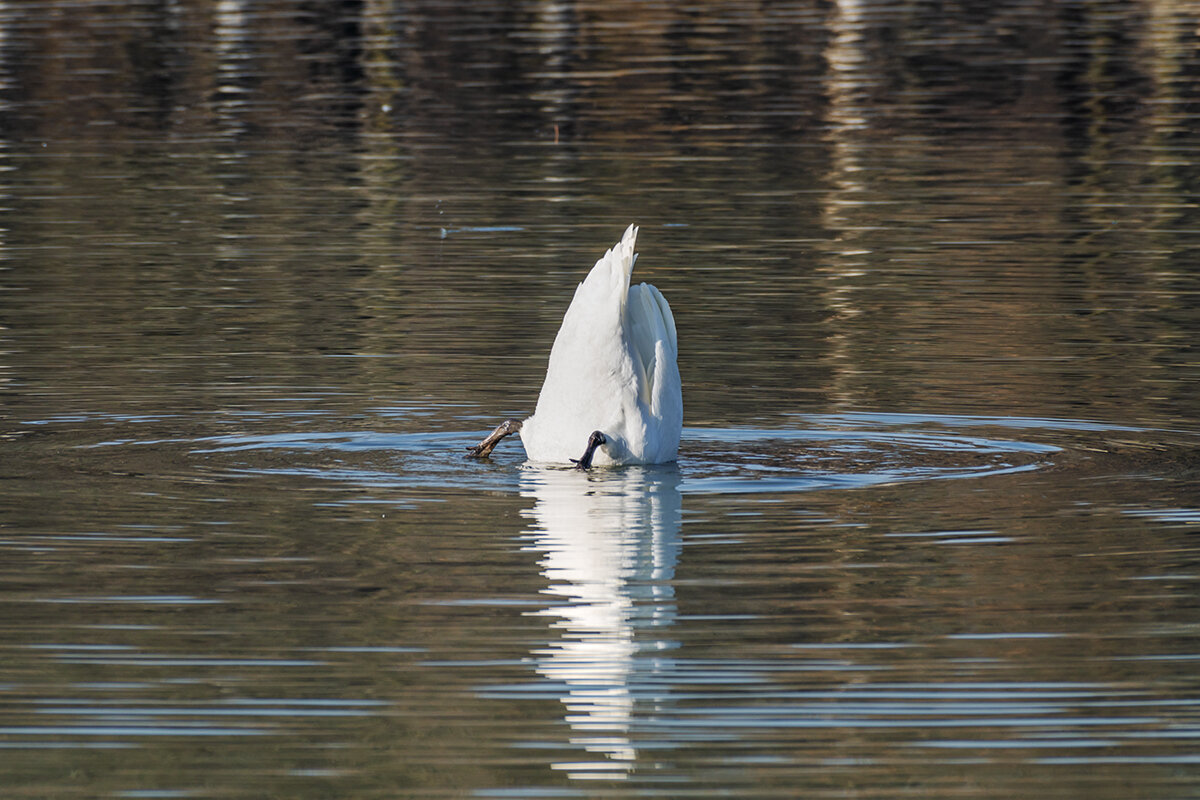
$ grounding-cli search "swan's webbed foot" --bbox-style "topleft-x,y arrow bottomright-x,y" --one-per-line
466,419 -> 522,458
570,431 -> 607,470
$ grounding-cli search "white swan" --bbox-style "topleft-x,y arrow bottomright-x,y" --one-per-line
467,224 -> 682,467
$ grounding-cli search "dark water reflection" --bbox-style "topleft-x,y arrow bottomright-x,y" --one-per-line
3,0 -> 1200,798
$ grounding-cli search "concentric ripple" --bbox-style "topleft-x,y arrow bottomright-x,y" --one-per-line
185,412 -> 1117,497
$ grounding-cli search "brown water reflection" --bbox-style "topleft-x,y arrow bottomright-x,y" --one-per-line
2,1 -> 1197,426
1,0 -> 1199,798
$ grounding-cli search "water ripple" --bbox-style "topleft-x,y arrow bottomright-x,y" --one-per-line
189,412 -> 1105,497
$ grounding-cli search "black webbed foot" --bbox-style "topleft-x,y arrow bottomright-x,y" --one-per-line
466,419 -> 523,459
570,431 -> 607,470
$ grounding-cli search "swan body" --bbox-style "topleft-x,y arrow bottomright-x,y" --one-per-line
468,224 -> 682,466
521,224 -> 682,466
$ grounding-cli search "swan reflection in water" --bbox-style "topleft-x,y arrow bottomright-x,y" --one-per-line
520,464 -> 683,779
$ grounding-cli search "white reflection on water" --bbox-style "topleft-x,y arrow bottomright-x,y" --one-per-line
519,465 -> 682,779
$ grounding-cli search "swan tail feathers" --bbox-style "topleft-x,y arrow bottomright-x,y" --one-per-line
614,223 -> 639,287
561,225 -> 640,339
646,282 -> 677,357
650,337 -> 683,457
628,281 -> 681,422
579,224 -> 638,298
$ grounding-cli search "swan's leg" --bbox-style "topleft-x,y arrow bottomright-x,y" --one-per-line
570,431 -> 607,470
466,419 -> 522,458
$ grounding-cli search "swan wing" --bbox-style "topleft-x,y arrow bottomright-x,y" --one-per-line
627,282 -> 682,462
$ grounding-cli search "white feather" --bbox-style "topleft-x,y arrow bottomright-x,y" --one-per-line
520,224 -> 683,465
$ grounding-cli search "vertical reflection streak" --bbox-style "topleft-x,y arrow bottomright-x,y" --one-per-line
361,0 -> 404,135
0,0 -> 9,395
520,466 -> 681,780
819,0 -> 876,411
214,0 -> 252,141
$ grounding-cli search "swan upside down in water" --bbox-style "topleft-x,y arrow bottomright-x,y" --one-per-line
467,224 -> 682,468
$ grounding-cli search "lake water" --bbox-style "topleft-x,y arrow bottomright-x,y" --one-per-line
3,1 -> 1200,797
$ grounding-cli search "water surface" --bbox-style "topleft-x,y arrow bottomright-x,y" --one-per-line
2,1 -> 1200,798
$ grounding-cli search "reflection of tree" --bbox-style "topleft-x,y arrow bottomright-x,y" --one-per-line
809,0 -> 1200,423
0,1 -> 1197,426
520,466 -> 681,780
